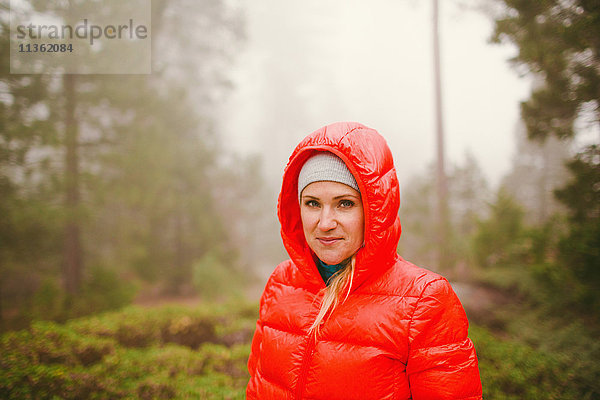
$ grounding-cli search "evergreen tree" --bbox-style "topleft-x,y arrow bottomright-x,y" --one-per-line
491,0 -> 600,313
554,145 -> 600,312
502,122 -> 571,225
0,0 -> 247,326
491,0 -> 600,141
472,188 -> 525,268
0,6 -> 64,328
399,154 -> 490,274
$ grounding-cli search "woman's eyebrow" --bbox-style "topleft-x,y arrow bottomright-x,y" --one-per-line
333,194 -> 360,200
302,194 -> 360,200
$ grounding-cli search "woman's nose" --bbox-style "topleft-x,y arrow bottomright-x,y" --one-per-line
317,207 -> 337,231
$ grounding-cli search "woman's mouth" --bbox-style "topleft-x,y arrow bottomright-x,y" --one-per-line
317,237 -> 342,245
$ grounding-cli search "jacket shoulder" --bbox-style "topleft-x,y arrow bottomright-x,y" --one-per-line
363,256 -> 448,298
267,259 -> 304,286
259,259 -> 314,309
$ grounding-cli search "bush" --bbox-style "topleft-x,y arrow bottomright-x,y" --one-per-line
471,319 -> 600,400
23,266 -> 137,328
0,302 -> 255,399
192,252 -> 246,301
5,300 -> 598,399
472,189 -> 527,268
69,266 -> 137,318
471,325 -> 566,399
0,322 -> 118,399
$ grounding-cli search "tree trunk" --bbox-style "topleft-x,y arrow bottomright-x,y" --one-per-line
432,0 -> 451,271
539,142 -> 549,224
0,280 -> 4,332
63,74 -> 82,295
174,201 -> 185,293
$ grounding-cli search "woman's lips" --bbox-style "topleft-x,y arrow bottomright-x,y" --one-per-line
317,237 -> 342,245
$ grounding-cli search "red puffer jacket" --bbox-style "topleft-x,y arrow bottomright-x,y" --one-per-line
247,122 -> 482,400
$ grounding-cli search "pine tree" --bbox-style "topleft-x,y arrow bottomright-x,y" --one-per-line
491,0 -> 600,140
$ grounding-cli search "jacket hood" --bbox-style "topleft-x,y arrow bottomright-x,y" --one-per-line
278,121 -> 401,292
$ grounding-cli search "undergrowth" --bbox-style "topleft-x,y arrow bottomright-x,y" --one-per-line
0,302 -> 256,399
1,299 -> 596,399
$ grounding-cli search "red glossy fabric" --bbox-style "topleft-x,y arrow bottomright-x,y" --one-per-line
247,122 -> 482,400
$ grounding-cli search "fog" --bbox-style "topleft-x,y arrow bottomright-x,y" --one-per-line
219,0 -> 532,188
2,2 -> 599,396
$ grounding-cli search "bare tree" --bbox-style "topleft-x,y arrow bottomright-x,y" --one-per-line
432,0 -> 451,270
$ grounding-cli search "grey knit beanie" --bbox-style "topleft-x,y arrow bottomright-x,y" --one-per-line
298,152 -> 360,200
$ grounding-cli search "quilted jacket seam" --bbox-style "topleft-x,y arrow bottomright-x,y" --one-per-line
406,277 -> 446,345
337,125 -> 362,144
263,322 -> 306,338
257,367 -> 293,395
271,272 -> 424,301
317,337 -> 406,364
336,125 -> 395,178
352,291 -> 420,299
269,276 -> 320,295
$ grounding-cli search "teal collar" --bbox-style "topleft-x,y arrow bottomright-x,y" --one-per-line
316,258 -> 344,285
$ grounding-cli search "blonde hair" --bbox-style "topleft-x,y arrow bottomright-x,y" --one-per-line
308,255 -> 356,336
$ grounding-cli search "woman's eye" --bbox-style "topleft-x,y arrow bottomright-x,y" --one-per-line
304,200 -> 319,207
339,199 -> 354,208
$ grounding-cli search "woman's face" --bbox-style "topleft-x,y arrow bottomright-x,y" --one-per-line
300,181 -> 364,265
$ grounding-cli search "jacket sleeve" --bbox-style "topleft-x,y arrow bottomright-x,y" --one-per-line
247,319 -> 263,378
247,270 -> 275,380
406,278 -> 482,400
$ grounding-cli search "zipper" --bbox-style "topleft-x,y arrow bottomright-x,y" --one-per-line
295,329 -> 317,399
295,269 -> 354,399
295,288 -> 324,400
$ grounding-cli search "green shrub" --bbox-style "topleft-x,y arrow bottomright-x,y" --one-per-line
0,322 -> 118,399
67,304 -> 234,349
471,324 -> 599,399
23,267 -> 137,328
192,252 -> 247,301
0,302 -> 255,399
69,266 -> 137,317
472,189 -> 526,268
472,325 -> 558,399
5,301 -> 599,399
29,278 -> 64,322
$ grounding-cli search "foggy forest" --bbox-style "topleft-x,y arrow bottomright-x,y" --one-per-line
1,0 -> 599,398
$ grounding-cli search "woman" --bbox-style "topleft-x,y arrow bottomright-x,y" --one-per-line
247,122 -> 482,399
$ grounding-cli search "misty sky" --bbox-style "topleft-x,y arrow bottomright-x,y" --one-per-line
219,0 -> 532,188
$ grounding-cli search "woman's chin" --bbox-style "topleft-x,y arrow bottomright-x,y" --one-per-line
314,252 -> 345,265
